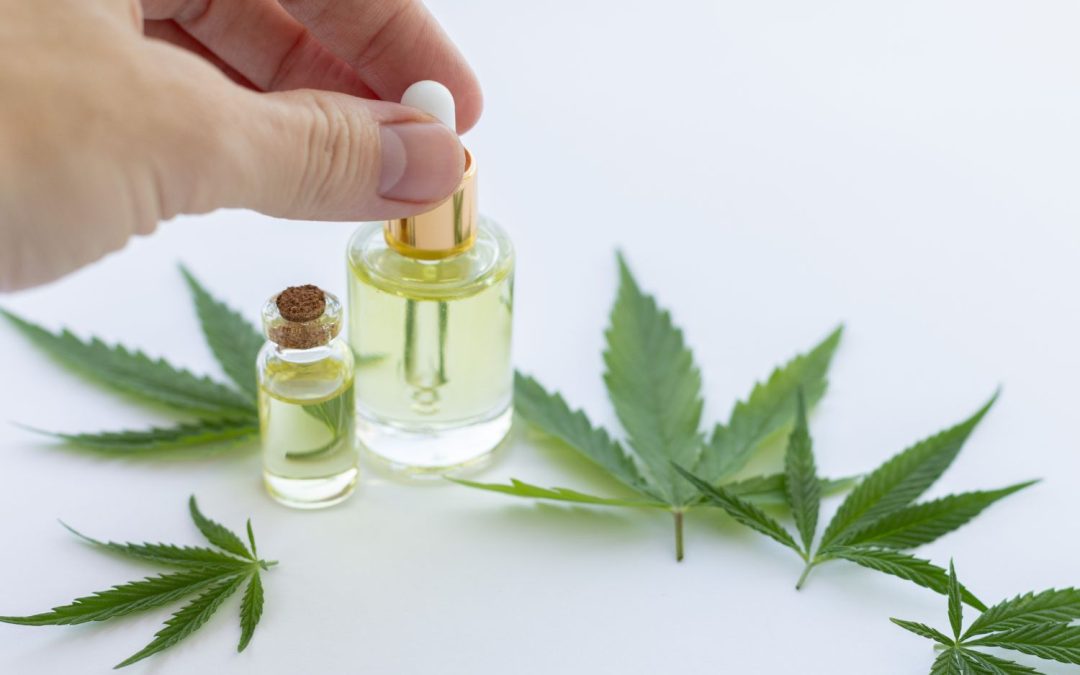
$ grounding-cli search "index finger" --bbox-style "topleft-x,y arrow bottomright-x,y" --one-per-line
278,0 -> 482,133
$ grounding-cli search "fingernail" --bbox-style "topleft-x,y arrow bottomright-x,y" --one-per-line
378,123 -> 463,202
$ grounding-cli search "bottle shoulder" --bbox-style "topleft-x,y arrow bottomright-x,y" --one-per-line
347,218 -> 513,300
257,340 -> 353,403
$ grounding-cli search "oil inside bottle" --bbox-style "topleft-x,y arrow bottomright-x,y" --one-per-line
347,219 -> 514,475
259,346 -> 358,507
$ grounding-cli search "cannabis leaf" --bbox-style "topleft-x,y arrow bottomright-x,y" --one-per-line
676,392 -> 1035,603
181,265 -> 264,403
0,496 -> 274,669
455,252 -> 847,560
25,418 -> 259,454
0,309 -> 253,418
893,561 -> 1080,673
2,266 -> 265,454
6,265 -> 378,456
291,387 -> 355,460
604,254 -> 705,506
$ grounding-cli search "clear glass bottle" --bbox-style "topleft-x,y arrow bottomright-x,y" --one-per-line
257,285 -> 358,508
347,150 -> 514,476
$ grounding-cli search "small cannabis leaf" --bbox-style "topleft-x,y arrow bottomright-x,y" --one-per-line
291,387 -> 355,460
676,391 -> 1035,603
0,496 -> 274,669
455,252 -> 849,560
2,266 -> 266,453
893,561 -> 1080,674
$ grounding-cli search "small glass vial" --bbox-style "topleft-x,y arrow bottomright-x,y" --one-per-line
347,85 -> 513,476
257,285 -> 358,508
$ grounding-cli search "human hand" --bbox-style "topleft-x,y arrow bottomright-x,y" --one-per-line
0,0 -> 481,290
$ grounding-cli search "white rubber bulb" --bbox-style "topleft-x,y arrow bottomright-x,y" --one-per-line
401,80 -> 456,130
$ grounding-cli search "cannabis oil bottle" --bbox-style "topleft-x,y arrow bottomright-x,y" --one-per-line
347,83 -> 514,476
257,285 -> 358,507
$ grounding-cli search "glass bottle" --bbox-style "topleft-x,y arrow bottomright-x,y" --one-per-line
257,285 -> 358,508
347,148 -> 514,476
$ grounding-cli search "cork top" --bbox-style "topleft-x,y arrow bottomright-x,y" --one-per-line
262,285 -> 342,350
276,285 -> 326,322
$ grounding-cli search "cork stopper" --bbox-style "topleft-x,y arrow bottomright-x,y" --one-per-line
276,285 -> 326,322
262,285 -> 342,350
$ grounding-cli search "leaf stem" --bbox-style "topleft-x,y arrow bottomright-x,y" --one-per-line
673,511 -> 685,562
795,561 -> 816,590
260,560 -> 279,570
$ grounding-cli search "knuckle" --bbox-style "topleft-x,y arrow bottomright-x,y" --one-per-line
296,94 -> 377,211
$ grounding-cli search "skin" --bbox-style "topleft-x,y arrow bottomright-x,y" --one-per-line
0,0 -> 482,291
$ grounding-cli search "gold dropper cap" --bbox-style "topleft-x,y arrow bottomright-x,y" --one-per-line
384,149 -> 477,260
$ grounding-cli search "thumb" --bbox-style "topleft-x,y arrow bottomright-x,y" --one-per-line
221,89 -> 465,221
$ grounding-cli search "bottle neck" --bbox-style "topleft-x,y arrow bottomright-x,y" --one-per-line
383,149 -> 477,260
268,338 -> 338,364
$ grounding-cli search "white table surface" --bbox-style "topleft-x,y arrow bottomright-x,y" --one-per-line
3,1 -> 1079,673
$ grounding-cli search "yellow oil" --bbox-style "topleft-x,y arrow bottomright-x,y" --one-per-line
258,355 -> 358,505
346,220 -> 514,472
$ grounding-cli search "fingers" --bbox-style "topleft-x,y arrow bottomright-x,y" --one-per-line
142,0 -> 373,97
272,0 -> 482,132
137,1 -> 475,223
207,90 -> 465,221
141,0 -> 481,131
143,20 -> 255,89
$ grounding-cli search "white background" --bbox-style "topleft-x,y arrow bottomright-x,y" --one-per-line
2,1 -> 1079,673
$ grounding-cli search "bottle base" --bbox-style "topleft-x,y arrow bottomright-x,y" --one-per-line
263,467 -> 359,509
357,406 -> 512,479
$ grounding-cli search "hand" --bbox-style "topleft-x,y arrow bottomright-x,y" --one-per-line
0,0 -> 481,291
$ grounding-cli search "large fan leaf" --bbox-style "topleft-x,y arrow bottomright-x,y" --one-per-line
115,574 -> 247,668
965,589 -> 1080,638
842,482 -> 1035,550
675,465 -> 801,555
890,618 -> 954,646
602,254 -> 704,505
957,650 -> 1041,674
828,547 -> 985,610
0,568 -> 243,626
819,396 -> 996,551
514,372 -> 652,496
784,391 -> 820,553
449,478 -> 667,509
35,418 -> 257,454
61,522 -> 250,569
967,623 -> 1080,665
180,266 -> 264,401
237,572 -> 264,652
697,327 -> 842,483
1,309 -> 253,417
189,496 -> 253,560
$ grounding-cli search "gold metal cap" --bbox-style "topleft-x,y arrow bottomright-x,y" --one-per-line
384,149 -> 477,259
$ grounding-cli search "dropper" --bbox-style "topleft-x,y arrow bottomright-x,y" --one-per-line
385,81 -> 477,260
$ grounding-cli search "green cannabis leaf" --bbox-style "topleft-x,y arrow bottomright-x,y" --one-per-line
454,252 -> 849,560
0,309 -> 253,418
893,561 -> 1080,673
25,418 -> 259,454
291,387 -> 355,460
6,266 -> 381,456
676,391 -> 1035,603
180,265 -> 264,403
2,266 -> 265,453
0,496 -> 274,669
